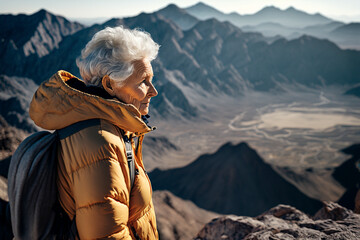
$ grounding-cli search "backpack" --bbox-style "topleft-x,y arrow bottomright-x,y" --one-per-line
4,119 -> 136,240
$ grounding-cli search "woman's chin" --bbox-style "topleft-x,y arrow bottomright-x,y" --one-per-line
139,108 -> 149,116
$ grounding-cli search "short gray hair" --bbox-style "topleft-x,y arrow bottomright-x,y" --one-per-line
76,25 -> 160,87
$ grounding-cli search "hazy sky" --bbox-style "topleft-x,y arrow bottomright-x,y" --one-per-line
1,0 -> 360,23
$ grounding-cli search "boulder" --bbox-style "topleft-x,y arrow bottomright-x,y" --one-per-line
196,202 -> 360,240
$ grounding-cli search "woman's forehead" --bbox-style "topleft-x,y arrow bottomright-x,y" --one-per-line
133,59 -> 153,78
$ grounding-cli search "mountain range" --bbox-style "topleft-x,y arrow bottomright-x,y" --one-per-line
185,3 -> 332,28
149,142 -> 322,216
183,2 -> 360,50
1,4 -> 360,127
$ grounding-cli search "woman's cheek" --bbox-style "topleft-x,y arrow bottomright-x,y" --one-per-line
137,86 -> 148,100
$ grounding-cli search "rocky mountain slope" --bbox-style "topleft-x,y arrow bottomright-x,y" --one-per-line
153,190 -> 219,240
196,202 -> 360,240
0,75 -> 38,132
149,142 -> 322,216
0,10 -> 83,77
0,9 -> 83,58
0,117 -> 27,161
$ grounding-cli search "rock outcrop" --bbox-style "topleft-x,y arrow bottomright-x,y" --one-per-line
196,202 -> 360,240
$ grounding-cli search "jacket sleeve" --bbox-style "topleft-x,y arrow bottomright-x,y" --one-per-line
70,132 -> 133,239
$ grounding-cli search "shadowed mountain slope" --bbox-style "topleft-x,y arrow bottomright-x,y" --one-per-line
153,190 -> 219,240
149,142 -> 322,216
332,144 -> 360,210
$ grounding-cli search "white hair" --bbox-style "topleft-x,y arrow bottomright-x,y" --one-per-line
76,25 -> 160,87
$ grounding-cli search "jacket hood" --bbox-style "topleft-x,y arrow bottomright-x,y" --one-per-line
30,70 -> 151,134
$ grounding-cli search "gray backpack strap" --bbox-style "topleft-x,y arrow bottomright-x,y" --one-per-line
123,134 -> 135,190
58,119 -> 135,189
57,119 -> 100,140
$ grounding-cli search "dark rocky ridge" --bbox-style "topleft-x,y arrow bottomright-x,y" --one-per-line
149,142 -> 322,216
195,202 -> 360,240
332,144 -> 360,211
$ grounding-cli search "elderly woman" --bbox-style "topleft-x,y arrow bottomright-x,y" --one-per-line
29,26 -> 159,239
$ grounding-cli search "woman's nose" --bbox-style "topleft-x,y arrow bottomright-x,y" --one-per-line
148,82 -> 158,97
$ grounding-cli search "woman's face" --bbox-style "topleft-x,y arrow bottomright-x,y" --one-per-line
109,58 -> 158,115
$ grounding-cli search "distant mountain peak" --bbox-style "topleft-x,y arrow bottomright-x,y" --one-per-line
286,6 -> 296,11
33,8 -> 55,18
218,141 -> 250,151
36,8 -> 48,14
193,2 -> 212,8
229,11 -> 241,17
186,1 -> 224,15
158,3 -> 189,15
258,6 -> 281,12
155,3 -> 198,31
162,3 -> 180,10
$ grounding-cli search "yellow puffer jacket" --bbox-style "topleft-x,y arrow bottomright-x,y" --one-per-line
29,70 -> 159,240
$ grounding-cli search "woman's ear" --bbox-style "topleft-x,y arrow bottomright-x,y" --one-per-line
102,75 -> 115,96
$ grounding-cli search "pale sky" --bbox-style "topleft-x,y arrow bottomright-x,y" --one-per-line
1,0 -> 360,23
